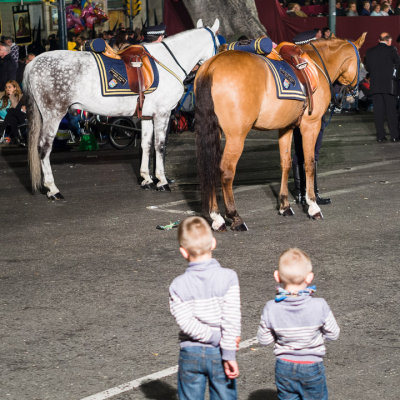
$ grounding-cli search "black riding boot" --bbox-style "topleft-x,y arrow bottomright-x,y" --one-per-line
293,162 -> 306,205
314,161 -> 331,205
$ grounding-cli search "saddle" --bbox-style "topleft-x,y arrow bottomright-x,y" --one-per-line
267,42 -> 319,115
86,39 -> 155,119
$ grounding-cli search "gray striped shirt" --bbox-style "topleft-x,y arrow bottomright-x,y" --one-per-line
169,258 -> 241,360
257,295 -> 340,362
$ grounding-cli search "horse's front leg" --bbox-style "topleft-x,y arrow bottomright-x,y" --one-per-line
140,119 -> 156,189
300,121 -> 323,219
278,128 -> 295,216
153,113 -> 171,191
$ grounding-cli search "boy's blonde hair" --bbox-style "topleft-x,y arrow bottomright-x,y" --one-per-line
278,248 -> 312,285
178,216 -> 214,257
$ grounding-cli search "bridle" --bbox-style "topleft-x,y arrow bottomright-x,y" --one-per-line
309,40 -> 361,108
151,27 -> 219,86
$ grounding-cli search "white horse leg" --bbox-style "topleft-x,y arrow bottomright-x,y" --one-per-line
40,119 -> 63,199
140,119 -> 155,188
210,211 -> 227,231
153,113 -> 170,190
306,194 -> 323,219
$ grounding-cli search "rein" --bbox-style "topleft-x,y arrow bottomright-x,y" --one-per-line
309,40 -> 361,122
143,27 -> 218,88
161,41 -> 188,78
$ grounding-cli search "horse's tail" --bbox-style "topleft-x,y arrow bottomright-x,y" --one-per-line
195,70 -> 222,213
25,78 -> 42,192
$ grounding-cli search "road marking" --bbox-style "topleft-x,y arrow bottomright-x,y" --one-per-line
147,159 -> 400,215
80,337 -> 259,400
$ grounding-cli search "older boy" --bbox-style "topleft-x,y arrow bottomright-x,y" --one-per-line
257,248 -> 340,400
169,216 -> 241,400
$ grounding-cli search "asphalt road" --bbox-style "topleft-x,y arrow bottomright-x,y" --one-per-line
1,112 -> 399,400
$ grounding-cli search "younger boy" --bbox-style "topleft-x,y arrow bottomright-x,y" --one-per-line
257,248 -> 340,400
169,216 -> 241,400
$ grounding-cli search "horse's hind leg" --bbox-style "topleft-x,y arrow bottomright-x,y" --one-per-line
278,128 -> 295,216
153,113 -> 170,191
140,119 -> 156,189
40,118 -> 64,200
220,137 -> 248,231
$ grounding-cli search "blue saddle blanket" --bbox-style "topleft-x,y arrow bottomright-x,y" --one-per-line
261,57 -> 306,101
227,37 -> 273,55
91,49 -> 159,97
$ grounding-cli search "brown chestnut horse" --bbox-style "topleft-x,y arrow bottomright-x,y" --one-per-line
195,34 -> 366,231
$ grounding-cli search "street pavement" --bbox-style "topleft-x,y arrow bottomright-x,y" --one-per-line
1,112 -> 399,400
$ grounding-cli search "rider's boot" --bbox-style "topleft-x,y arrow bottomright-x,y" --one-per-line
314,161 -> 331,205
292,162 -> 306,205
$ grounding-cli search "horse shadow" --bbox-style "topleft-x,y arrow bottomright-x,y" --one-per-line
248,388 -> 278,400
139,379 -> 178,400
0,144 -> 143,196
0,147 -> 32,193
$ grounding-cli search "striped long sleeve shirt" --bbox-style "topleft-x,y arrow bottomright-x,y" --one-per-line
257,295 -> 340,362
169,258 -> 241,360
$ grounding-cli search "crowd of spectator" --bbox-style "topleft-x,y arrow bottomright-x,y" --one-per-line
282,0 -> 400,16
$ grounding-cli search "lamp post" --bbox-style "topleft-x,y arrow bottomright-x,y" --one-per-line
58,0 -> 68,49
329,0 -> 336,34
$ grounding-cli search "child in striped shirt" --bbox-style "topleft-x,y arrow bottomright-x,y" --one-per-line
257,248 -> 340,400
169,216 -> 241,400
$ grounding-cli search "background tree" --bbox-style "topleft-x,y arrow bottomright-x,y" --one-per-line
182,0 -> 267,40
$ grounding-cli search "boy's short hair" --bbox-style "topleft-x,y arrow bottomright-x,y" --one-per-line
278,248 -> 312,285
178,216 -> 214,257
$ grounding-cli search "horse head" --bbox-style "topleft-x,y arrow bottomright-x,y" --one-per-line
335,32 -> 367,91
196,18 -> 220,64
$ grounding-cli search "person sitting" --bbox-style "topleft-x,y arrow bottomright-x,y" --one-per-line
360,1 -> 371,15
370,4 -> 383,15
0,80 -> 25,145
287,3 -> 308,17
346,2 -> 359,15
142,23 -> 166,43
394,1 -> 400,14
335,1 -> 347,15
380,3 -> 390,15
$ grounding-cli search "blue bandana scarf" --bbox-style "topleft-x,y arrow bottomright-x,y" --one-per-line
275,285 -> 316,302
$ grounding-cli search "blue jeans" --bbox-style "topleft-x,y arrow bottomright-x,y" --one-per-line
178,346 -> 237,400
275,359 -> 328,400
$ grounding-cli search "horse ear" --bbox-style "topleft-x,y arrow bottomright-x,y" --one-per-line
211,18 -> 220,33
330,33 -> 336,39
196,19 -> 203,28
354,32 -> 367,49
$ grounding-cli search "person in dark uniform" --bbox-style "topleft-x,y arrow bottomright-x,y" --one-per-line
142,23 -> 166,43
365,32 -> 400,142
291,30 -> 331,206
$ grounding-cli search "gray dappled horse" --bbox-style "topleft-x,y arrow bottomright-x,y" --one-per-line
24,19 -> 220,199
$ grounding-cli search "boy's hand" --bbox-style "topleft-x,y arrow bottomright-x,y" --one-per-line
235,336 -> 241,350
223,360 -> 239,379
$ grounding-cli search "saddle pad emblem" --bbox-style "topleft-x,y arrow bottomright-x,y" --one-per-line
283,79 -> 290,89
108,78 -> 118,88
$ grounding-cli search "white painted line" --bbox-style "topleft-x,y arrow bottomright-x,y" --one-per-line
147,159 -> 400,216
81,337 -> 259,400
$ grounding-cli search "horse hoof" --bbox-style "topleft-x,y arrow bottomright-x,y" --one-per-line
279,206 -> 295,216
141,182 -> 156,190
48,192 -> 65,201
311,211 -> 324,220
157,184 -> 171,192
231,222 -> 248,231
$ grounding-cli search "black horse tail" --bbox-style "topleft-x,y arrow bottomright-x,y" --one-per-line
26,78 -> 43,192
195,70 -> 222,213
